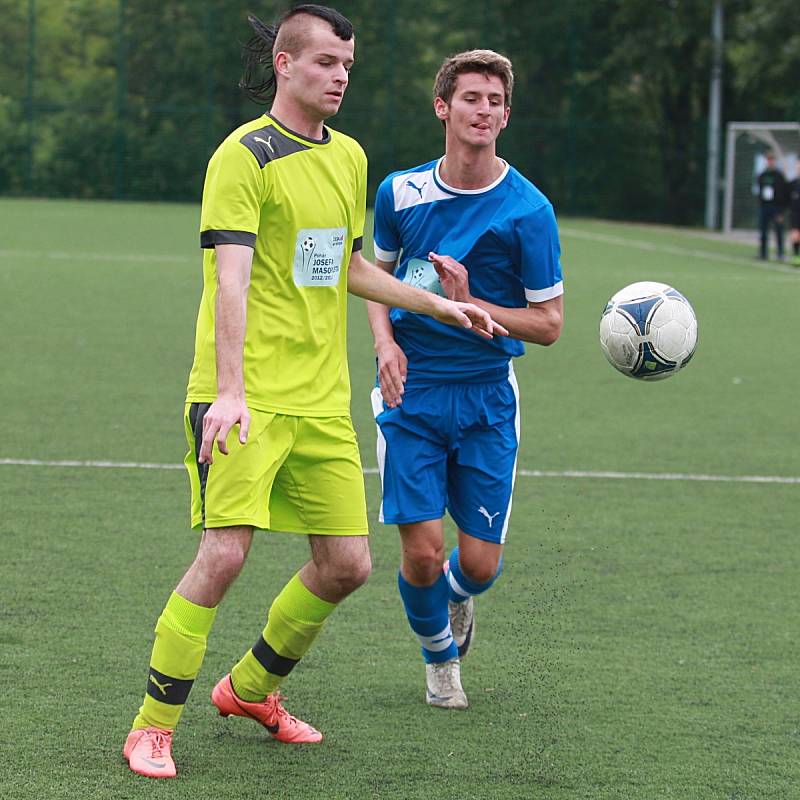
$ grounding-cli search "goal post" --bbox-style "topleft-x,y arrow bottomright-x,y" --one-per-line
722,122 -> 800,234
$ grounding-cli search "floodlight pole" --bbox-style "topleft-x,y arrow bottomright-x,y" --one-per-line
115,0 -> 127,200
26,0 -> 35,193
704,0 -> 724,229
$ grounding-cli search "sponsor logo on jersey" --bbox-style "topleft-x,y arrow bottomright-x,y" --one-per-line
254,135 -> 275,153
294,228 -> 347,287
406,179 -> 427,199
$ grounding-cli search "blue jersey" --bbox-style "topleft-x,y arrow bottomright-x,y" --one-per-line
373,157 -> 563,385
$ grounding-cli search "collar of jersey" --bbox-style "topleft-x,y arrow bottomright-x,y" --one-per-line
432,156 -> 509,196
264,113 -> 332,146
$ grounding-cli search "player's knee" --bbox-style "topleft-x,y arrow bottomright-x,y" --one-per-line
459,555 -> 499,586
195,539 -> 248,587
346,551 -> 373,592
404,545 -> 445,585
327,551 -> 372,596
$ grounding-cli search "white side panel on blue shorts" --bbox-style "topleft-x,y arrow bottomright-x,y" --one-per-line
499,362 -> 521,544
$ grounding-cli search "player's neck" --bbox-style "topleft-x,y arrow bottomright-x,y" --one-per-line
268,98 -> 327,141
439,146 -> 504,190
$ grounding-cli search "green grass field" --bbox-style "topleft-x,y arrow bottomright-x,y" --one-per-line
2,197 -> 798,800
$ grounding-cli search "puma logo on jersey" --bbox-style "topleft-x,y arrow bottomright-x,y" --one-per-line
149,675 -> 173,696
406,179 -> 427,198
254,136 -> 275,153
478,506 -> 500,527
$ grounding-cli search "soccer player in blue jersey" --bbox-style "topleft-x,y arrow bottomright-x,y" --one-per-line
367,50 -> 564,708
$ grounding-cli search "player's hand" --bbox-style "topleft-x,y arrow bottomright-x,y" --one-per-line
428,253 -> 507,338
431,296 -> 508,340
376,340 -> 408,408
429,252 -> 471,302
198,395 -> 251,464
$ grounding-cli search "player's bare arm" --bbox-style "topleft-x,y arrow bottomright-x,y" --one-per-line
430,252 -> 563,345
198,243 -> 253,464
348,250 -> 508,341
365,257 -> 408,407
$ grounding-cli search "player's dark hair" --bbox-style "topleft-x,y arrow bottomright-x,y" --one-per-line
239,5 -> 355,105
434,50 -> 514,108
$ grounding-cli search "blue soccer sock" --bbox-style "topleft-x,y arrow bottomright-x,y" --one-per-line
397,570 -> 458,664
446,546 -> 503,604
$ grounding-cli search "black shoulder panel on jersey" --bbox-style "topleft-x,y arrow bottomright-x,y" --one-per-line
239,126 -> 311,168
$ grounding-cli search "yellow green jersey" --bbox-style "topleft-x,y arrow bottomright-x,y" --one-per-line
186,113 -> 367,416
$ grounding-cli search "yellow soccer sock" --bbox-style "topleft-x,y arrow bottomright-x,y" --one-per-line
132,591 -> 218,731
230,573 -> 336,702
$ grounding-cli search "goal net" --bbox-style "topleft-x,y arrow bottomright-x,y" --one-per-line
723,122 -> 800,233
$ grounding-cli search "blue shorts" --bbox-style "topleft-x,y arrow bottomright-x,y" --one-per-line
370,366 -> 520,544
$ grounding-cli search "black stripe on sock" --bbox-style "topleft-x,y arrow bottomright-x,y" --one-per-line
189,403 -> 211,527
146,666 -> 194,706
251,636 -> 299,678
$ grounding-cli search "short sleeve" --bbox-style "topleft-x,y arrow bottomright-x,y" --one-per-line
351,148 -> 367,252
517,203 -> 564,303
199,139 -> 264,249
372,175 -> 400,262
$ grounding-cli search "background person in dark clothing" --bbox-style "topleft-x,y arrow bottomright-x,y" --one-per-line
787,162 -> 800,267
756,151 -> 788,261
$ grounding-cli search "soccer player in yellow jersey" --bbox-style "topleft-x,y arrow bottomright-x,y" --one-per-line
123,4 -> 505,779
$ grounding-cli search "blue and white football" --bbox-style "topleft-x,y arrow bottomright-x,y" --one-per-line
599,281 -> 698,381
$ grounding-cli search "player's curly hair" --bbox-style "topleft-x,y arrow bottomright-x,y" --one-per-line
240,4 -> 355,105
433,49 -> 514,108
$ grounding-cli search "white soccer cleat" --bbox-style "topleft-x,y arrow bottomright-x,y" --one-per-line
425,658 -> 468,709
448,596 -> 475,659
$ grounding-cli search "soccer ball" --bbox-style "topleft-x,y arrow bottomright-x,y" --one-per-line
599,281 -> 698,381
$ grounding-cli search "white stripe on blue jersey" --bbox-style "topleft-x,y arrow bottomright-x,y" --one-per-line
391,168 -> 457,211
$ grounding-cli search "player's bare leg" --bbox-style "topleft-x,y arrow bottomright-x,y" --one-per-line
214,534 -> 371,743
396,521 -> 466,708
400,520 -> 445,586
177,526 -> 255,605
126,526 -> 253,778
446,532 -> 504,660
301,534 -> 372,603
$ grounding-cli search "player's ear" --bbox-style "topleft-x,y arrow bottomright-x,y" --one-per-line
500,105 -> 510,130
275,51 -> 291,79
434,96 -> 449,122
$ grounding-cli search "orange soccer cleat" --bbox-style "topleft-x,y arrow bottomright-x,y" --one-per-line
123,726 -> 176,779
211,674 -> 322,744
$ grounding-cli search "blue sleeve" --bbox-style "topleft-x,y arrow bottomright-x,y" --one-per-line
372,176 -> 401,262
516,203 -> 563,303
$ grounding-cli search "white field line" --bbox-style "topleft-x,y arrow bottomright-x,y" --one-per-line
559,226 -> 799,275
1,458 -> 797,485
0,249 -> 193,264
3,229 -> 798,275
0,458 -> 185,470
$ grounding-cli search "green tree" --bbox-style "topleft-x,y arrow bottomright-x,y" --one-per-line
728,0 -> 800,120
3,0 -> 799,224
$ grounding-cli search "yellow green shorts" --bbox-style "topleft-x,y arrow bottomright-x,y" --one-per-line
183,403 -> 369,535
